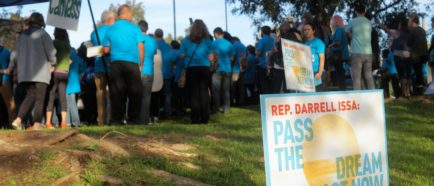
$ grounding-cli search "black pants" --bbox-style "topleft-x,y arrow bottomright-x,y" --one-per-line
110,62 -> 143,124
270,69 -> 287,94
187,66 -> 210,124
411,57 -> 426,95
17,82 -> 48,123
382,74 -> 401,98
47,72 -> 68,112
150,91 -> 161,120
334,61 -> 347,90
257,67 -> 271,94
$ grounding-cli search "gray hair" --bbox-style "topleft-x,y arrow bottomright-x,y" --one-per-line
101,10 -> 115,23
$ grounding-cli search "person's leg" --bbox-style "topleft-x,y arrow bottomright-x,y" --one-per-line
124,63 -> 142,124
350,54 -> 363,90
391,75 -> 401,98
94,73 -> 107,125
110,62 -> 126,124
57,73 -> 68,127
257,68 -> 268,94
211,72 -> 222,113
222,72 -> 231,113
33,83 -> 48,124
0,83 -> 15,125
45,75 -> 58,126
140,75 -> 153,124
66,93 -> 80,127
163,78 -> 172,118
187,67 -> 201,123
335,61 -> 346,90
237,72 -> 245,105
150,91 -> 161,123
382,76 -> 390,98
362,54 -> 375,90
199,67 -> 211,123
412,59 -> 425,95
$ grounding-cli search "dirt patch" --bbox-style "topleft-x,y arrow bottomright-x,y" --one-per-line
0,130 -> 205,185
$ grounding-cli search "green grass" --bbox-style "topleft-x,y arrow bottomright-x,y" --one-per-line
1,99 -> 433,185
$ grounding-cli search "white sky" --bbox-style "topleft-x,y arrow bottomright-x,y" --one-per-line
5,0 -> 434,48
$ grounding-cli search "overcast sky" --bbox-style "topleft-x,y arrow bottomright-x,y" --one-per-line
6,0 -> 434,48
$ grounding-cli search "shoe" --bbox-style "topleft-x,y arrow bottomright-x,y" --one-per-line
31,123 -> 45,130
45,123 -> 54,129
60,123 -> 68,129
11,119 -> 22,130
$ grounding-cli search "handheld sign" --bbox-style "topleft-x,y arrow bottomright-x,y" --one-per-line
47,0 -> 82,31
281,39 -> 315,92
260,90 -> 389,186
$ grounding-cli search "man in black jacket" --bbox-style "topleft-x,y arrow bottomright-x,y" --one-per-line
407,13 -> 428,95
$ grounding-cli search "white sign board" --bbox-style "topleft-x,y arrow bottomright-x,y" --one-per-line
281,38 -> 315,92
260,90 -> 389,186
47,0 -> 82,31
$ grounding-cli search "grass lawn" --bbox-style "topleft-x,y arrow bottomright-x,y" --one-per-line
1,99 -> 433,185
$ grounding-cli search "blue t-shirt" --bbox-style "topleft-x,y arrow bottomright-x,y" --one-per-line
243,54 -> 257,85
103,20 -> 145,64
213,38 -> 235,73
180,38 -> 214,68
346,17 -> 372,54
305,37 -> 325,86
232,41 -> 247,73
382,52 -> 398,75
172,49 -> 186,82
142,34 -> 158,76
157,40 -> 174,79
66,48 -> 86,94
332,27 -> 350,61
91,25 -> 111,73
256,35 -> 275,68
0,47 -> 10,83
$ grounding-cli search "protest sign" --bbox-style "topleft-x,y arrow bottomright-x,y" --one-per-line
47,0 -> 82,31
281,38 -> 314,92
260,90 -> 389,186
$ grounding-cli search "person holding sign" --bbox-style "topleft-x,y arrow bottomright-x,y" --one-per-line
303,23 -> 325,91
103,5 -> 145,125
91,10 -> 115,126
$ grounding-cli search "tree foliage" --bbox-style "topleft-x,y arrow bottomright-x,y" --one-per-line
108,0 -> 145,24
0,6 -> 23,50
227,0 -> 433,27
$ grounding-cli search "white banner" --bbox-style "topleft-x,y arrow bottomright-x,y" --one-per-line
260,90 -> 389,186
46,0 -> 82,31
281,38 -> 315,92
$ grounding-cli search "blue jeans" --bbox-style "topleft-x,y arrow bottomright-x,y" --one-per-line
212,72 -> 231,113
67,93 -> 80,127
140,75 -> 153,124
163,78 -> 172,118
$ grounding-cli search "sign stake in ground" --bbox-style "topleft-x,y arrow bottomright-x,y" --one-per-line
260,90 -> 389,186
47,0 -> 82,31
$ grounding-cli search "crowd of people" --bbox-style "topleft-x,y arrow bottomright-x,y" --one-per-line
0,4 -> 433,129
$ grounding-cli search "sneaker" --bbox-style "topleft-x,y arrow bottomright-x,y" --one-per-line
60,123 -> 68,129
45,123 -> 54,129
11,119 -> 22,130
31,123 -> 45,130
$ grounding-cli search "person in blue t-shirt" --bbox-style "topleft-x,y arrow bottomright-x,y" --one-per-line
0,43 -> 15,125
304,22 -> 325,91
66,48 -> 86,127
179,19 -> 216,124
345,5 -> 374,90
256,26 -> 275,94
381,49 -> 401,98
244,45 -> 258,105
102,5 -> 145,124
155,28 -> 174,118
212,27 -> 235,113
90,10 -> 115,125
138,20 -> 157,124
231,37 -> 247,105
330,15 -> 349,90
171,40 -> 187,115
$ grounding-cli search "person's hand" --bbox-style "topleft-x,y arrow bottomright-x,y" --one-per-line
50,66 -> 55,73
3,69 -> 11,75
315,72 -> 322,80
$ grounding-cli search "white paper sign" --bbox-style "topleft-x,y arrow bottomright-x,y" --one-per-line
46,0 -> 82,31
260,90 -> 389,186
281,39 -> 315,92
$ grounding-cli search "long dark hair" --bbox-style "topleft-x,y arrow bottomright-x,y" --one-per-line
28,12 -> 45,29
189,19 -> 210,43
54,28 -> 69,43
